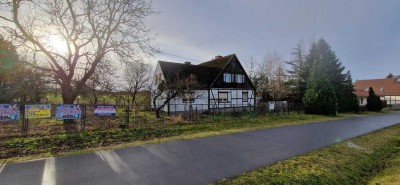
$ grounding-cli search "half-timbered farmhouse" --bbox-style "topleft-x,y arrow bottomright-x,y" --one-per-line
151,54 -> 255,113
354,77 -> 400,106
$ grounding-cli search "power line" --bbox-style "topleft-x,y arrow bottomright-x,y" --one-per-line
158,51 -> 203,63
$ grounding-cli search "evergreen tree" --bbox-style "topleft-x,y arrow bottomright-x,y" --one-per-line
286,40 -> 306,102
386,73 -> 394,78
303,62 -> 337,115
298,39 -> 359,114
366,87 -> 382,111
0,36 -> 48,103
0,36 -> 19,102
337,71 -> 360,113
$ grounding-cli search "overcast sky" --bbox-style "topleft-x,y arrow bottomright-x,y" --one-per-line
146,0 -> 400,80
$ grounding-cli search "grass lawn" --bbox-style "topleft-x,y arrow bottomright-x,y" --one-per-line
217,123 -> 400,185
369,154 -> 400,185
0,111 -> 390,164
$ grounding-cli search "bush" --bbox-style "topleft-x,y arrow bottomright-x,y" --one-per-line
366,87 -> 382,111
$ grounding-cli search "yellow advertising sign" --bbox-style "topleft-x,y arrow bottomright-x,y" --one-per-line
25,104 -> 51,119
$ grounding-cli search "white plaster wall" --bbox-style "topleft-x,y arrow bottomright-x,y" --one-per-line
383,96 -> 400,105
209,89 -> 254,109
359,96 -> 400,105
151,62 -> 169,111
168,90 -> 209,112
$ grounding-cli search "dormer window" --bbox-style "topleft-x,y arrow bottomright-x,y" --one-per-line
365,88 -> 368,92
380,87 -> 384,92
223,73 -> 232,83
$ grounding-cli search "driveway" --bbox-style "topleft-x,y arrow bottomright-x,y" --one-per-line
1,112 -> 400,185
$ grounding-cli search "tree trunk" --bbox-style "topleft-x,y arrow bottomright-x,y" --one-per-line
155,108 -> 161,118
129,90 -> 138,106
61,84 -> 78,133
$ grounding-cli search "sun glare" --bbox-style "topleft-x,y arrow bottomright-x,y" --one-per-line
47,35 -> 69,54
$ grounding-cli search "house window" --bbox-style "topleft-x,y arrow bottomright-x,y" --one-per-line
236,74 -> 245,83
380,87 -> 384,92
223,73 -> 232,83
218,92 -> 228,103
242,92 -> 248,102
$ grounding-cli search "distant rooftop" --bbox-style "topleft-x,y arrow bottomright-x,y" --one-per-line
354,77 -> 400,97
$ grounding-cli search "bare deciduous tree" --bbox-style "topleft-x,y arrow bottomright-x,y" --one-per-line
0,0 -> 156,104
124,62 -> 151,105
81,61 -> 114,105
251,53 -> 288,101
152,74 -> 199,118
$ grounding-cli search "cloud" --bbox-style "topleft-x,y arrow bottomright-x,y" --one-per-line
147,0 -> 400,79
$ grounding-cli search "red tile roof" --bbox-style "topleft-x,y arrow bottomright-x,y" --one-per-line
354,78 -> 400,97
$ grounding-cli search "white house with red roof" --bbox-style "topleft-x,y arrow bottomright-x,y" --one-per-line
354,77 -> 400,106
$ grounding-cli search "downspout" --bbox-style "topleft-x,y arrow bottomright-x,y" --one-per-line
208,88 -> 210,111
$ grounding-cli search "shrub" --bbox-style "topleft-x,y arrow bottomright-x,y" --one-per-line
366,87 -> 382,111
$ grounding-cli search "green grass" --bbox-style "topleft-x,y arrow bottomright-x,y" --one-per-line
217,124 -> 400,185
368,154 -> 400,185
0,111 -> 390,164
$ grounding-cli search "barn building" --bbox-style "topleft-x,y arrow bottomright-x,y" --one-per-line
354,77 -> 400,107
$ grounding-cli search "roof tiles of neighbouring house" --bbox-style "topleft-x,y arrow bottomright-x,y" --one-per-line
354,78 -> 400,97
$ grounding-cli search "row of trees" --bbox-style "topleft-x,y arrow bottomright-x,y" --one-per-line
0,0 -> 156,105
0,36 -> 48,103
247,39 -> 360,115
0,34 -> 153,105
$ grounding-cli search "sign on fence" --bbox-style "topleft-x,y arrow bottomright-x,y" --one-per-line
25,104 -> 51,119
268,102 -> 275,111
56,104 -> 82,120
94,105 -> 116,116
0,104 -> 20,121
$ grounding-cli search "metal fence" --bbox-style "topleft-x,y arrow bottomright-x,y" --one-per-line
0,102 -> 305,139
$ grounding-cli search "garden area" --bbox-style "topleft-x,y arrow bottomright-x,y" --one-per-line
0,105 -> 377,163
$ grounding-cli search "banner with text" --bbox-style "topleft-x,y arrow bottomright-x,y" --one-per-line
0,104 -> 20,121
94,105 -> 116,116
25,104 -> 51,119
56,104 -> 82,120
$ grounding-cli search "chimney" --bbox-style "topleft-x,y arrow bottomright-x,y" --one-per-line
184,61 -> 191,65
214,55 -> 222,59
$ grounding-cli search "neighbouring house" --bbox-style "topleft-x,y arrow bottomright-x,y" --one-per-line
151,54 -> 255,113
354,77 -> 400,106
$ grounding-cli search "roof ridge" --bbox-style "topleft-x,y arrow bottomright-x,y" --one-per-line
202,53 -> 235,63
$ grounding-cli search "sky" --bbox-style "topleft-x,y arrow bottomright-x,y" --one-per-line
146,0 -> 400,80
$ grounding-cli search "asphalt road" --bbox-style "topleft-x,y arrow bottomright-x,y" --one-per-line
1,113 -> 400,185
